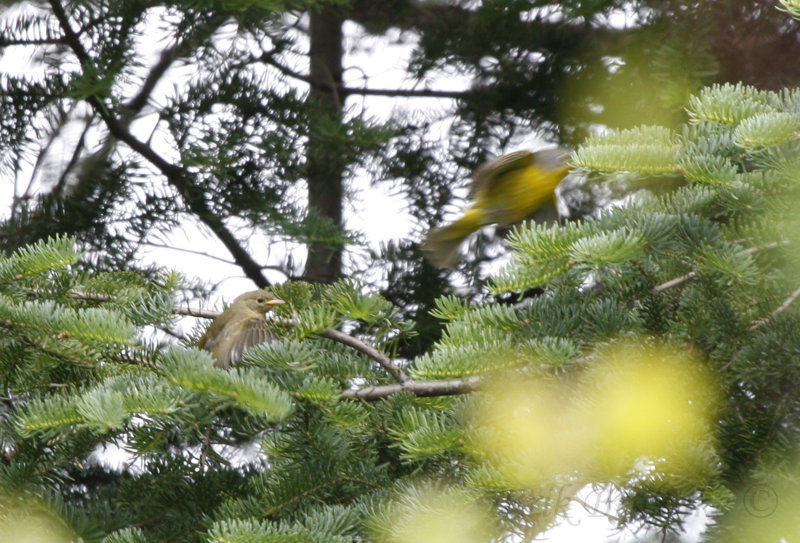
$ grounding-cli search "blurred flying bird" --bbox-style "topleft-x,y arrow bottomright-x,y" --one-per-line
423,148 -> 571,268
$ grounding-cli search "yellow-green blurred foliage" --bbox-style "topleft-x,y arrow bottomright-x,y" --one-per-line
561,37 -> 717,131
0,492 -> 73,543
779,159 -> 800,271
467,372 -> 587,487
715,459 -> 800,542
366,483 -> 499,543
467,342 -> 720,489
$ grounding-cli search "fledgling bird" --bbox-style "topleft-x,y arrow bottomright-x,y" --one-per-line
423,148 -> 571,268
198,289 -> 284,369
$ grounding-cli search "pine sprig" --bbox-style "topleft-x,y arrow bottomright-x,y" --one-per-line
569,228 -> 646,265
733,111 -> 800,149
779,0 -> 800,18
160,346 -> 294,419
678,153 -> 739,185
686,83 -> 772,125
0,236 -> 80,283
429,295 -> 470,322
388,407 -> 461,460
16,376 -> 193,437
572,126 -> 679,173
16,394 -> 85,438
0,296 -> 138,346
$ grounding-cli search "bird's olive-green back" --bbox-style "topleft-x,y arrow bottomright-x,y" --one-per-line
198,289 -> 283,369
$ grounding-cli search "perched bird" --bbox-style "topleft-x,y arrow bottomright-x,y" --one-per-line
423,148 -> 571,268
198,289 -> 285,369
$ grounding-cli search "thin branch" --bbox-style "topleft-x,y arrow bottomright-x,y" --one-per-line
320,328 -> 409,384
48,0 -> 90,63
125,14 -> 226,115
651,271 -> 696,293
342,86 -> 468,99
253,50 -> 467,100
651,240 -> 790,294
142,241 -> 239,266
52,113 -> 93,197
749,285 -> 800,331
649,240 -> 799,336
253,50 -> 314,85
175,305 -> 220,320
142,242 -> 293,280
741,240 -> 788,254
340,376 -> 480,400
573,495 -> 621,522
264,475 -> 379,516
125,43 -> 181,113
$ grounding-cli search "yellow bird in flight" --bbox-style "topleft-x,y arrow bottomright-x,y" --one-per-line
423,148 -> 571,268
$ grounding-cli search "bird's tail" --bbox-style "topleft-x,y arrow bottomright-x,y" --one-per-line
423,209 -> 483,268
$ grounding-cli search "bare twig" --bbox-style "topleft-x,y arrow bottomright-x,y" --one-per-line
651,240 -> 789,294
651,271 -> 696,293
320,328 -> 409,384
251,50 -> 467,101
341,376 -> 480,400
749,285 -> 800,331
342,86 -> 467,99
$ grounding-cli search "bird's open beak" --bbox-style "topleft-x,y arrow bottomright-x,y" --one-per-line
266,299 -> 285,306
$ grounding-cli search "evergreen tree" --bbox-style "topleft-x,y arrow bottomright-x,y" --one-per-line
0,81 -> 799,541
2,1 -> 800,542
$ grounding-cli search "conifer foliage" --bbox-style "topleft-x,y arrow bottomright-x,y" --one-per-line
2,1 -> 800,542
0,81 -> 799,541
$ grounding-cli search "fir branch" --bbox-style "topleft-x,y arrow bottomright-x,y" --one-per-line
341,376 -> 480,400
0,36 -> 67,46
96,114 -> 270,286
39,290 -> 460,397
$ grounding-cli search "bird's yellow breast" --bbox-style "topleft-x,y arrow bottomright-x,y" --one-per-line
473,164 -> 569,226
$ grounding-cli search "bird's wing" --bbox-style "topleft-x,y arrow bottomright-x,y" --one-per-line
468,151 -> 534,199
227,318 -> 279,366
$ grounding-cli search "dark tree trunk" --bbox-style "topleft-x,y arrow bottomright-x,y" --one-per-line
304,7 -> 345,284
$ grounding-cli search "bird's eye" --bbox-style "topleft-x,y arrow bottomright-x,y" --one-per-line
257,298 -> 265,303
